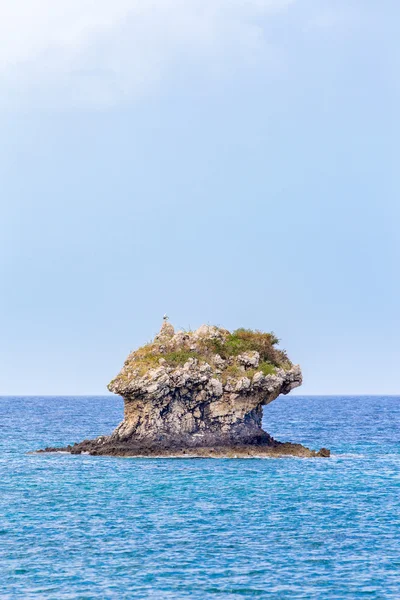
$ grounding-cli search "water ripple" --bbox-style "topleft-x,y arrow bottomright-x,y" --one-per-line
1,395 -> 399,598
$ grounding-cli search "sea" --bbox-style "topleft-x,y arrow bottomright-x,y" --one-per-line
1,395 -> 399,599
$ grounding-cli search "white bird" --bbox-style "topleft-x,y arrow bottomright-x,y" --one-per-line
163,314 -> 169,321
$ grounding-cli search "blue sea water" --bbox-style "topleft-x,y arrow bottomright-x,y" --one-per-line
1,395 -> 399,599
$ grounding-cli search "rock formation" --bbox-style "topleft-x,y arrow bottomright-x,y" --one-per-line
40,321 -> 329,458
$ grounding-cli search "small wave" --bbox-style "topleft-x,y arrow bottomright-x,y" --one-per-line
329,453 -> 366,459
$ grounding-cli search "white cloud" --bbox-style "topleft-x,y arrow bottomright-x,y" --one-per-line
0,0 -> 295,107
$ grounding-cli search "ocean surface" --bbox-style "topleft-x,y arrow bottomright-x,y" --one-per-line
1,395 -> 399,599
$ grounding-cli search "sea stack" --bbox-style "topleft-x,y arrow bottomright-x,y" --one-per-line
41,321 -> 329,457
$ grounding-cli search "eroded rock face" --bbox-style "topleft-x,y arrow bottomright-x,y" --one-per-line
106,322 -> 302,448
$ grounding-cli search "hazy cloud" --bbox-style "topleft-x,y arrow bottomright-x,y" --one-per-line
0,0 -> 295,107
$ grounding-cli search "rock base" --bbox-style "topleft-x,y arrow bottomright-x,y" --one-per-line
38,437 -> 330,458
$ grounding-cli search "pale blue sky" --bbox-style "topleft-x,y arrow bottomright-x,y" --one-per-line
1,0 -> 399,395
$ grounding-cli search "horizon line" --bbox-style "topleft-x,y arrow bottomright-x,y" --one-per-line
1,393 -> 400,398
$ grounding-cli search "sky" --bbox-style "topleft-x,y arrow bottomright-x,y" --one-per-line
1,0 -> 399,395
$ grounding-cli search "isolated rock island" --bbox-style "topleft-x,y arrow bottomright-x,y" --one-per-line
41,321 -> 329,458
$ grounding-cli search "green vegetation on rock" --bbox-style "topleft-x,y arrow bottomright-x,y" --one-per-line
202,328 -> 288,366
118,325 -> 292,384
162,350 -> 198,365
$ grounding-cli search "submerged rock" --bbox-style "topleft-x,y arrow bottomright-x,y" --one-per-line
39,320 -> 330,458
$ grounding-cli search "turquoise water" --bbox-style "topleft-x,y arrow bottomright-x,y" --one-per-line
1,395 -> 399,599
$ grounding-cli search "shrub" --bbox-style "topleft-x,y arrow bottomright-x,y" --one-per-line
162,351 -> 198,365
258,361 -> 277,376
203,328 -> 289,368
